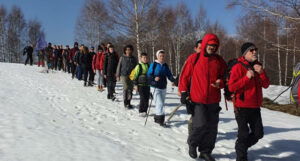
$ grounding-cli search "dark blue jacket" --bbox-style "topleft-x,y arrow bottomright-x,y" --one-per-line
147,61 -> 175,89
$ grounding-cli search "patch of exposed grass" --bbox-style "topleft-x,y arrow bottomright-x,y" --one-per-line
262,98 -> 300,116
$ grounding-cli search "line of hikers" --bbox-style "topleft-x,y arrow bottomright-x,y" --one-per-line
25,33 -> 270,161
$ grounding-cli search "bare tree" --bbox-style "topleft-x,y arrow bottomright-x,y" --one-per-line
75,0 -> 109,47
27,19 -> 44,47
0,5 -> 6,62
6,5 -> 26,63
108,0 -> 159,57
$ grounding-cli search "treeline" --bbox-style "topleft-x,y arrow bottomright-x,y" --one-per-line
0,5 -> 44,63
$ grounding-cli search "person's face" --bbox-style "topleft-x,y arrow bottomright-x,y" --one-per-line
140,55 -> 148,63
244,48 -> 258,62
206,44 -> 217,54
109,47 -> 114,53
90,48 -> 94,52
80,46 -> 84,51
194,43 -> 201,53
98,49 -> 103,53
157,53 -> 165,62
125,48 -> 132,55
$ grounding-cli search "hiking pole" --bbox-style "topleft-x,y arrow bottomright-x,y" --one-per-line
144,87 -> 156,126
272,76 -> 300,102
166,104 -> 183,123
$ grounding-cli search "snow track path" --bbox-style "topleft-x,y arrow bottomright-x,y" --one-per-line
0,63 -> 300,161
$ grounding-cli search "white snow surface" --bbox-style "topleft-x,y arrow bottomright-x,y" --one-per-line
0,62 -> 300,161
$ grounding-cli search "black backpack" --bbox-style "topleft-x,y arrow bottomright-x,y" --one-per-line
223,59 -> 250,101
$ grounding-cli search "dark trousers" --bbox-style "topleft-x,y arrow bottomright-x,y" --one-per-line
138,86 -> 150,113
71,63 -> 76,78
25,54 -> 33,65
188,103 -> 221,154
83,67 -> 94,83
235,108 -> 264,160
76,65 -> 83,80
107,76 -> 116,98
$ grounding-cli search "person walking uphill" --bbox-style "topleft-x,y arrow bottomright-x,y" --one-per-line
103,45 -> 119,100
228,42 -> 270,161
178,33 -> 227,161
24,44 -> 34,66
116,45 -> 138,109
147,50 -> 175,126
130,52 -> 150,116
70,42 -> 79,79
80,46 -> 94,87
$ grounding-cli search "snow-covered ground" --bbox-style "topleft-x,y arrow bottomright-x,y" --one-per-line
0,62 -> 300,161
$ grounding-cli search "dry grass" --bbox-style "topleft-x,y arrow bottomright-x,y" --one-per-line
262,98 -> 300,116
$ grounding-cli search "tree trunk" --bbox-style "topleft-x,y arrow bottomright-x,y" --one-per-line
277,31 -> 282,86
134,0 -> 141,57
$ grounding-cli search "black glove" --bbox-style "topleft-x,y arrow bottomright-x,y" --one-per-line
180,92 -> 189,104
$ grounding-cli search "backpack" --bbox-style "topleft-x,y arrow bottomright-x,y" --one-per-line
223,59 -> 250,101
290,63 -> 300,104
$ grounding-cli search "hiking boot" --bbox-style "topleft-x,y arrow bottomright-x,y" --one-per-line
188,145 -> 197,159
84,82 -> 87,87
199,153 -> 215,161
138,112 -> 147,117
88,81 -> 93,86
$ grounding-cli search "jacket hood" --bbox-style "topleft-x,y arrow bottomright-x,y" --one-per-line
200,33 -> 220,55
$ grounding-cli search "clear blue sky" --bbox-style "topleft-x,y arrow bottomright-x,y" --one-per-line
1,0 -> 241,45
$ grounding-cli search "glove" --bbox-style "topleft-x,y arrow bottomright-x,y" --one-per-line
180,92 -> 189,104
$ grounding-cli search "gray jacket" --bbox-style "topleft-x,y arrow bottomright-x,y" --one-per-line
116,55 -> 138,77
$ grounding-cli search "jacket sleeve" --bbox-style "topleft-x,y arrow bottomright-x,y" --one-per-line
92,54 -> 96,71
116,56 -> 122,77
178,55 -> 195,92
103,55 -> 108,75
228,64 -> 251,92
129,65 -> 139,81
165,65 -> 175,82
147,63 -> 154,77
259,70 -> 270,88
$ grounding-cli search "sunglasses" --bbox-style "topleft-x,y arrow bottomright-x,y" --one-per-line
249,48 -> 258,52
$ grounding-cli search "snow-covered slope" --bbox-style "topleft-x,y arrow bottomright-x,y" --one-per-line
0,63 -> 299,161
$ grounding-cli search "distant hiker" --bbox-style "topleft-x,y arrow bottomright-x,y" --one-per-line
92,46 -> 105,91
178,39 -> 202,139
103,45 -> 119,100
80,46 -> 94,86
147,50 -> 175,126
89,46 -> 96,83
24,44 -> 34,66
37,49 -> 45,67
75,44 -> 84,80
116,45 -> 138,109
228,42 -> 270,161
62,45 -> 70,73
178,33 -> 227,160
57,45 -> 63,71
70,42 -> 79,79
130,52 -> 150,116
44,43 -> 53,72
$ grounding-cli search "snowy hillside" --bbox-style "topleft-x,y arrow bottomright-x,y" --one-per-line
0,62 -> 300,161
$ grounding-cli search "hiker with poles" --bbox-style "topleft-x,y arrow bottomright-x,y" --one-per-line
146,50 -> 175,127
178,33 -> 227,160
228,42 -> 270,161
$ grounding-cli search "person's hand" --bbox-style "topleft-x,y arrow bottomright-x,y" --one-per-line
211,79 -> 221,88
104,75 -> 107,78
246,70 -> 254,79
254,64 -> 263,74
100,70 -> 103,75
134,86 -> 139,91
172,82 -> 175,86
180,92 -> 189,104
155,77 -> 160,81
116,77 -> 120,81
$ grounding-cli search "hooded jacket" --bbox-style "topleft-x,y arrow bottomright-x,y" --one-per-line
178,33 -> 227,104
92,51 -> 105,70
228,56 -> 270,108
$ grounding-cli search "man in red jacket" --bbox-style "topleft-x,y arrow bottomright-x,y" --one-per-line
228,42 -> 270,161
179,33 -> 227,161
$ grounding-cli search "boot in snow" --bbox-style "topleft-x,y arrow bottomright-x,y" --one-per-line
199,153 -> 215,161
188,145 -> 197,159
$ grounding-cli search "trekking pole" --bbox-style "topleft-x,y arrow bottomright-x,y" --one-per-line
166,104 -> 183,123
273,76 -> 300,102
144,87 -> 156,126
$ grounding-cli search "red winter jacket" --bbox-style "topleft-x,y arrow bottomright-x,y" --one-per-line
69,47 -> 78,62
228,57 -> 270,108
179,33 -> 227,104
92,52 -> 105,70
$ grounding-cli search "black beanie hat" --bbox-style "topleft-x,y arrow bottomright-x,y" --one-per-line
241,42 -> 256,56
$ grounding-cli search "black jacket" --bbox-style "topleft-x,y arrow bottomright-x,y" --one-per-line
80,52 -> 93,68
104,52 -> 119,77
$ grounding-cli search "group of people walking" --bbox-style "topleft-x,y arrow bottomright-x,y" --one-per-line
26,33 -> 270,161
